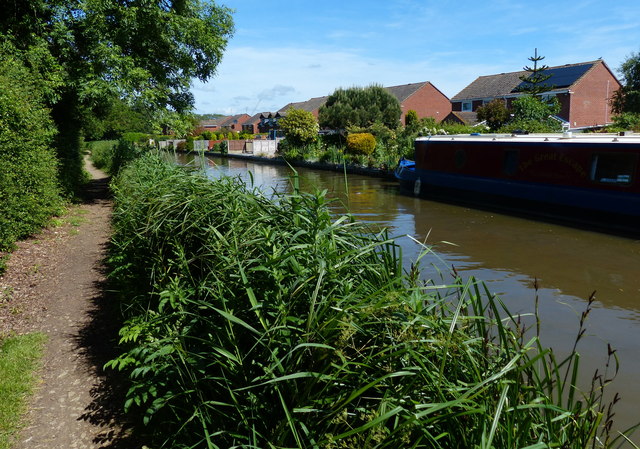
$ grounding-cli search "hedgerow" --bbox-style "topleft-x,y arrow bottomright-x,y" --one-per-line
0,44 -> 63,251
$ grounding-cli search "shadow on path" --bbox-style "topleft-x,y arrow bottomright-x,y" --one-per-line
71,173 -> 144,448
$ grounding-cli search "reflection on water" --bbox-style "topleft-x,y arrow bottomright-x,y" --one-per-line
176,153 -> 640,433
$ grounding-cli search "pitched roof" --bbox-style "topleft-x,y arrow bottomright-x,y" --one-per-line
277,81 -> 444,114
278,96 -> 328,114
243,113 -> 263,125
218,114 -> 251,127
451,60 -> 602,101
200,118 -> 225,127
385,81 -> 442,102
446,111 -> 480,125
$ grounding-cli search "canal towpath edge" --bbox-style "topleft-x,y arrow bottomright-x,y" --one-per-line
0,157 -> 136,448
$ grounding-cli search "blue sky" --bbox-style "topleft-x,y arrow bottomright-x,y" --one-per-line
191,0 -> 640,115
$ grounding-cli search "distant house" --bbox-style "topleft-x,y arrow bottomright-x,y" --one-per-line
218,114 -> 251,132
277,96 -> 328,119
276,81 -> 452,126
200,118 -> 225,131
241,113 -> 263,134
386,81 -> 451,123
443,111 -> 481,126
449,60 -> 621,128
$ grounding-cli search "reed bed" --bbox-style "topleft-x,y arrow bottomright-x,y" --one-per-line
107,153 -> 635,448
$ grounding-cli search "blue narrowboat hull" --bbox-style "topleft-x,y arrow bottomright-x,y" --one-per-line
395,135 -> 640,234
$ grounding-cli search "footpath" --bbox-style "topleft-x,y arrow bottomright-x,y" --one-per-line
0,159 -> 135,448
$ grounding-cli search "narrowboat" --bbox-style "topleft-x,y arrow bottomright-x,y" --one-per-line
395,133 -> 640,234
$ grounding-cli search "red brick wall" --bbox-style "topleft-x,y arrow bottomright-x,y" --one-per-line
568,62 -> 621,128
401,83 -> 452,123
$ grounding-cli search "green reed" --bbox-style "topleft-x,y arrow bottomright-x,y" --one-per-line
106,153 -> 636,448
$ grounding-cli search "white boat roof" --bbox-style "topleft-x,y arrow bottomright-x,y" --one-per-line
416,132 -> 640,144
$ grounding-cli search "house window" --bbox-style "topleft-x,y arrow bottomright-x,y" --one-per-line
590,153 -> 637,184
461,102 -> 472,111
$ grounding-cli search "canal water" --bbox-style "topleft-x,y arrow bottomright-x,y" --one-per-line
177,153 -> 640,434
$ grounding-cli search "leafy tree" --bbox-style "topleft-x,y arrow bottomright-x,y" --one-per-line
517,48 -> 554,95
511,95 -> 559,122
279,108 -> 319,146
476,99 -> 510,131
612,51 -> 640,114
319,85 -> 402,131
501,95 -> 561,133
83,97 -> 153,140
609,112 -> 640,131
404,109 -> 421,134
0,0 -> 234,194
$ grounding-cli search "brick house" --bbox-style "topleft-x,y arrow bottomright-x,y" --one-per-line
276,81 -> 452,126
448,59 -> 621,128
386,81 -> 451,123
218,113 -> 251,132
200,117 -> 225,131
241,113 -> 263,134
277,96 -> 328,119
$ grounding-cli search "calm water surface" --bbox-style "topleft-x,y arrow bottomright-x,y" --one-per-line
177,154 -> 640,433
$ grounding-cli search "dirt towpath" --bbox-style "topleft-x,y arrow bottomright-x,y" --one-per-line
0,159 -> 136,448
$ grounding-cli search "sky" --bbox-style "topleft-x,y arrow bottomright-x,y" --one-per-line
191,0 -> 640,116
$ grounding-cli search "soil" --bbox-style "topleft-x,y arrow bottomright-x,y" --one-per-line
0,159 -> 139,448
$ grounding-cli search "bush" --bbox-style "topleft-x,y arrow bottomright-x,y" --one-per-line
0,46 -> 63,251
476,99 -> 510,131
610,112 -> 640,131
279,108 -> 319,146
121,132 -> 150,144
346,132 -> 376,155
185,136 -> 194,151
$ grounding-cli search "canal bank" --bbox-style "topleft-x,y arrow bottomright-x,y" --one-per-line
177,149 -> 397,179
106,152 -> 635,448
173,152 -> 640,439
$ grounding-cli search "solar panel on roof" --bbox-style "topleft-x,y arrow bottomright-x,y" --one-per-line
512,63 -> 593,92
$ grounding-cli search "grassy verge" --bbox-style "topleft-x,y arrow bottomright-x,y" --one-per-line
106,153 -> 637,448
0,333 -> 47,449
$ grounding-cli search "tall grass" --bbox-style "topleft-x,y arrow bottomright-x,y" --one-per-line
107,153 -> 636,448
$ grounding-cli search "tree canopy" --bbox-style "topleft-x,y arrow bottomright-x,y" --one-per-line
476,99 -> 510,131
612,51 -> 640,114
1,0 -> 234,193
318,85 -> 402,131
517,48 -> 554,95
278,108 -> 319,146
501,95 -> 562,133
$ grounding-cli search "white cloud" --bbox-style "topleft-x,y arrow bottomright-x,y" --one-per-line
192,45 -> 501,114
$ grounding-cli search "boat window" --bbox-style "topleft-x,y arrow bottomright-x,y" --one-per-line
590,153 -> 637,185
503,150 -> 519,176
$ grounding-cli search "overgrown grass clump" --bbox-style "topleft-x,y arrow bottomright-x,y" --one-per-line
0,333 -> 47,449
107,153 -> 633,448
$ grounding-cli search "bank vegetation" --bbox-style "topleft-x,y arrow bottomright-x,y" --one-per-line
104,152 -> 636,448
